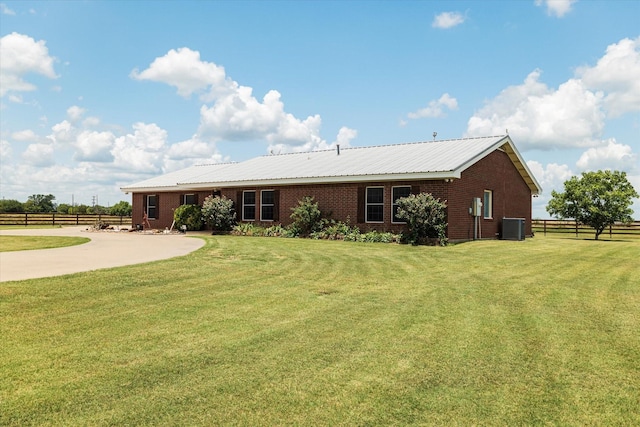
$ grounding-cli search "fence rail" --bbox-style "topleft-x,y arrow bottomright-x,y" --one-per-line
532,219 -> 640,238
0,213 -> 132,227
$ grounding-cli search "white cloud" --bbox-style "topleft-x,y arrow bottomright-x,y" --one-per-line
466,70 -> 604,149
535,0 -> 577,18
0,3 -> 16,15
407,93 -> 458,120
67,105 -> 85,122
131,47 -> 230,100
334,126 -> 358,147
111,123 -> 168,173
576,139 -> 639,173
73,130 -> 115,162
0,32 -> 57,97
134,48 -> 353,155
577,37 -> 640,117
432,11 -> 465,29
22,142 -> 54,167
11,129 -> 40,142
0,139 -> 12,159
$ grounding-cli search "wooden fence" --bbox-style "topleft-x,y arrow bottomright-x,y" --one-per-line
0,213 -> 132,227
532,219 -> 640,238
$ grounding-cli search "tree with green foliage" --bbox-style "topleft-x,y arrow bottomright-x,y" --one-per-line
57,203 -> 73,214
109,201 -> 132,217
547,170 -> 638,240
201,196 -> 235,232
395,193 -> 448,245
23,194 -> 56,213
0,199 -> 24,213
289,196 -> 324,237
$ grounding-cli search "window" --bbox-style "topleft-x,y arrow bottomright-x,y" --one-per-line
392,186 -> 411,223
243,191 -> 256,221
366,187 -> 384,223
483,190 -> 493,219
146,195 -> 157,219
182,194 -> 196,205
261,190 -> 275,221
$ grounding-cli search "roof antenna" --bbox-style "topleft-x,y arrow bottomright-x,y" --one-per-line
506,128 -> 509,135
433,132 -> 437,141
336,144 -> 340,155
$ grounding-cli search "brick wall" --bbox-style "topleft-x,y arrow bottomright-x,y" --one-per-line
131,149 -> 532,240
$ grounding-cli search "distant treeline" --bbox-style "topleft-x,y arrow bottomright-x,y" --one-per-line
0,194 -> 132,216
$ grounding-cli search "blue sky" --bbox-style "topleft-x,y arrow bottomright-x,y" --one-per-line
1,0 -> 639,218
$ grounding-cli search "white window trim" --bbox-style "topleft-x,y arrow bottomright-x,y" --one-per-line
260,189 -> 275,222
365,186 -> 384,223
146,195 -> 157,220
242,190 -> 256,221
483,190 -> 493,219
391,186 -> 411,224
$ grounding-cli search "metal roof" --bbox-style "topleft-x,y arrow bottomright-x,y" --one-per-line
121,135 -> 542,194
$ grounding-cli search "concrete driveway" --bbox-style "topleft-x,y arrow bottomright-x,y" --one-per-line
0,226 -> 205,282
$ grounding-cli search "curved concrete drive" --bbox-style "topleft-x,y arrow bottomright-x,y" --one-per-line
0,226 -> 205,282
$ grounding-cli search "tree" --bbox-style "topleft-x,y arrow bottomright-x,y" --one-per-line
110,201 -> 132,217
201,195 -> 236,232
0,199 -> 24,213
547,170 -> 639,240
395,193 -> 448,245
57,203 -> 73,214
23,194 -> 56,213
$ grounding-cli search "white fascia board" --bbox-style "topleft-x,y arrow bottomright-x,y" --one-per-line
179,171 -> 460,190
120,184 -> 192,193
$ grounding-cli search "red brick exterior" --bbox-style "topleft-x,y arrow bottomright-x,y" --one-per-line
130,149 -> 532,241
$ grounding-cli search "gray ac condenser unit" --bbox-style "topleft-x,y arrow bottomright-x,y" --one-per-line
502,218 -> 525,240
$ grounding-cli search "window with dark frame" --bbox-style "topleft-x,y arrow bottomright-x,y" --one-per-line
483,190 -> 493,219
146,195 -> 157,219
243,191 -> 256,221
392,186 -> 411,223
182,194 -> 196,205
261,190 -> 275,221
366,187 -> 384,222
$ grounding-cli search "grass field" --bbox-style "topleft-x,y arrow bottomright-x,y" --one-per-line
1,235 -> 638,426
0,235 -> 90,252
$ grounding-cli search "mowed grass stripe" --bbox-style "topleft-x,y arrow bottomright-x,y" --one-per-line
1,235 -> 638,426
0,235 -> 90,252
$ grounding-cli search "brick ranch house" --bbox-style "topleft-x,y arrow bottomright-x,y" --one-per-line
121,135 -> 542,241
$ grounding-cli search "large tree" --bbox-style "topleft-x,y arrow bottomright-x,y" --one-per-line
23,194 -> 57,213
547,170 -> 638,240
109,201 -> 132,217
0,199 -> 24,213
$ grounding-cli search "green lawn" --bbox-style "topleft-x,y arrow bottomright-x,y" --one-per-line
0,235 -> 90,252
1,235 -> 638,426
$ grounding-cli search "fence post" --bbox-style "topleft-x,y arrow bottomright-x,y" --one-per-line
609,224 -> 612,239
575,220 -> 579,238
544,220 -> 547,236
52,212 -> 55,226
76,213 -> 79,225
24,212 -> 28,227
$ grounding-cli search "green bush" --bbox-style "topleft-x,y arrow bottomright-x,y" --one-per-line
395,193 -> 448,245
289,196 -> 325,237
173,204 -> 204,231
202,196 -> 236,232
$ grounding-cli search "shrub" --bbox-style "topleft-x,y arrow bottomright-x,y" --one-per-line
173,204 -> 203,231
289,196 -> 325,237
263,224 -> 291,237
202,195 -> 236,233
395,193 -> 448,245
232,223 -> 260,236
